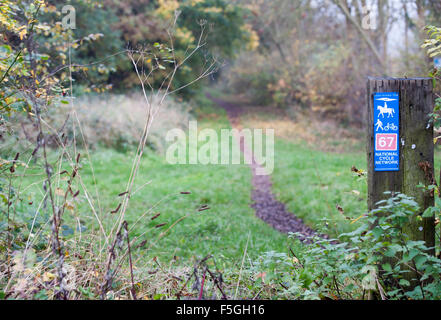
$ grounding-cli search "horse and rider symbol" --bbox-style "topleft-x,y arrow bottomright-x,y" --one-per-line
375,98 -> 397,132
377,101 -> 395,118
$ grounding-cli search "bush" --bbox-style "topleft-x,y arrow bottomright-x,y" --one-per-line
248,193 -> 441,300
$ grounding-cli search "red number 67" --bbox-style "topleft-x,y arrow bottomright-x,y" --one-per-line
376,134 -> 397,151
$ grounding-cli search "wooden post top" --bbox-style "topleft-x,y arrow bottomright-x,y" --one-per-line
367,77 -> 432,80
367,77 -> 433,86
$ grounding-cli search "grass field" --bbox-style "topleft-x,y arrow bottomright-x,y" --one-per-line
13,94 -> 440,267
10,102 -> 292,273
80,146 -> 291,264
271,139 -> 367,237
8,97 -> 370,265
5,94 -> 441,299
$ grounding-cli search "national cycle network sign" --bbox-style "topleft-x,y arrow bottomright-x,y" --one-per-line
373,92 -> 399,171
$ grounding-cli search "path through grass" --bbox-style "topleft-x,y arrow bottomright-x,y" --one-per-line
271,139 -> 367,237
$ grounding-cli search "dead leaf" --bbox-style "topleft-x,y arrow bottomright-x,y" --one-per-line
19,29 -> 27,40
65,200 -> 75,212
256,272 -> 266,282
336,204 -> 344,214
43,272 -> 56,282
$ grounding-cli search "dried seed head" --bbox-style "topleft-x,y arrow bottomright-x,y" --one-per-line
110,203 -> 121,214
136,240 -> 147,249
155,223 -> 167,228
151,213 -> 161,220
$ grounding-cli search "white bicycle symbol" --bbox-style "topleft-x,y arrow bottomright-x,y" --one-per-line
384,123 -> 398,131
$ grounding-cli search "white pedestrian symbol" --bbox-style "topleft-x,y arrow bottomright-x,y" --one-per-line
377,101 -> 395,118
375,119 -> 383,131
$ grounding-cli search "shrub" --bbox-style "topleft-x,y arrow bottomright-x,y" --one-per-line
249,193 -> 441,300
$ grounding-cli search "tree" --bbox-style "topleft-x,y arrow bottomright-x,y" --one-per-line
101,0 -> 249,94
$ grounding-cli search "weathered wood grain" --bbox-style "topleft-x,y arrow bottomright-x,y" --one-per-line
367,77 -> 435,290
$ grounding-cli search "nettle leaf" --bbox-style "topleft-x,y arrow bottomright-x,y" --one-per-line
382,263 -> 392,273
423,207 -> 436,218
340,225 -> 368,238
399,279 -> 410,287
414,255 -> 428,270
405,286 -> 424,299
406,240 -> 426,248
384,244 -> 402,257
372,226 -> 383,239
407,248 -> 420,261
399,198 -> 419,207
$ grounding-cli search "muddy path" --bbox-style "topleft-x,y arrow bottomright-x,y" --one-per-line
209,96 -> 325,242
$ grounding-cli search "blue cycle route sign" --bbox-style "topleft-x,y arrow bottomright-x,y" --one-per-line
373,92 -> 399,171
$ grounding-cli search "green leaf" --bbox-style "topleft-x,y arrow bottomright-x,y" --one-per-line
399,279 -> 410,287
423,207 -> 435,218
372,226 -> 383,239
414,255 -> 428,269
382,263 -> 392,272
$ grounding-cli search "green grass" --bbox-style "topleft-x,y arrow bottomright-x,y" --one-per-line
270,139 -> 441,238
271,138 -> 368,237
80,148 -> 291,264
7,107 -> 292,270
11,95 -> 439,270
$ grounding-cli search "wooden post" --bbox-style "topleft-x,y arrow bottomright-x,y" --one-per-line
367,77 -> 435,285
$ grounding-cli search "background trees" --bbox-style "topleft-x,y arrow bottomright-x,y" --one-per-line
5,0 -> 438,126
223,0 -> 441,125
40,0 -> 249,94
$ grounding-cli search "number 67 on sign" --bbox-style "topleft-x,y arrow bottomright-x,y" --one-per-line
376,133 -> 397,151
